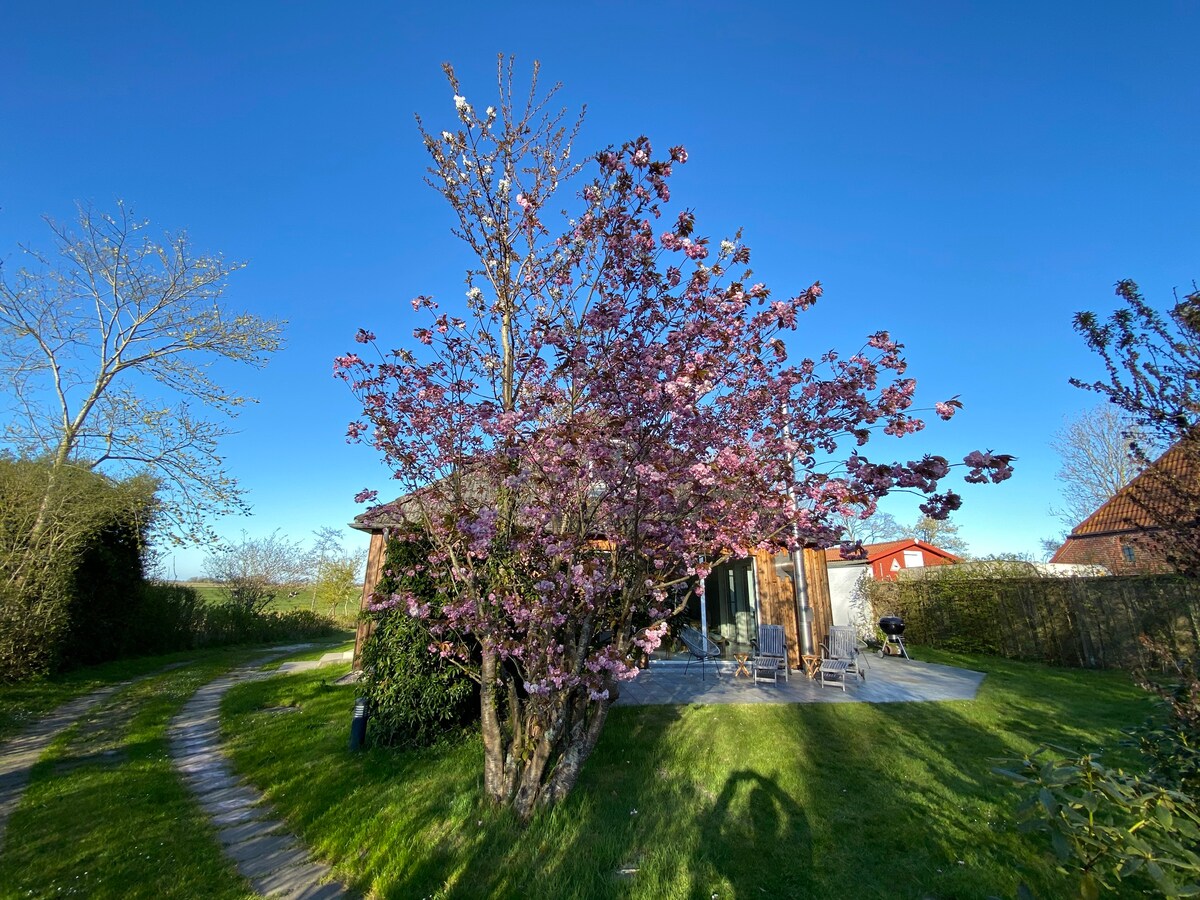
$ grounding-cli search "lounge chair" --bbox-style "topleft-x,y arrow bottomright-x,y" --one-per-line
751,623 -> 790,684
678,625 -> 722,677
823,625 -> 868,681
819,658 -> 850,690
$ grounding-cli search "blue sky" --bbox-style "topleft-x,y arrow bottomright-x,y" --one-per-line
2,1 -> 1197,577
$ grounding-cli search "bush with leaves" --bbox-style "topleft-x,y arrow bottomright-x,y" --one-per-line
1132,637 -> 1200,799
191,604 -> 339,647
996,639 -> 1200,897
996,746 -> 1200,898
359,531 -> 478,748
0,456 -> 157,679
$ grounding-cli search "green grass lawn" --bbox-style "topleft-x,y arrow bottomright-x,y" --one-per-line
218,649 -> 1159,899
0,648 -> 210,744
186,582 -> 359,625
0,648 -> 273,900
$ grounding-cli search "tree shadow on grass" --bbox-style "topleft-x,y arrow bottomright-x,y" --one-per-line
220,657 -> 1157,899
763,661 -> 1155,898
696,768 -> 813,897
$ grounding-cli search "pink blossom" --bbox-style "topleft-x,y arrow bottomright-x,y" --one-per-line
337,128 -> 1012,815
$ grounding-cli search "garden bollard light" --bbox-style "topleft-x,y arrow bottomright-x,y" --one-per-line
349,696 -> 369,751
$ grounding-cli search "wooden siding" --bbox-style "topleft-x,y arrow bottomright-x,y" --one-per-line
752,548 -> 834,666
350,531 -> 836,671
352,530 -> 388,669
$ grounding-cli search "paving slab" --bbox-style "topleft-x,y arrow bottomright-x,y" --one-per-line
257,861 -> 338,897
292,882 -> 352,900
615,654 -> 985,706
169,648 -> 351,898
199,784 -> 264,810
218,818 -> 289,848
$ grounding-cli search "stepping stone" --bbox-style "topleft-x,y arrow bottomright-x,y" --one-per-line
218,818 -> 289,848
291,882 -> 349,900
257,861 -> 338,897
169,648 -> 351,898
236,843 -> 313,879
276,661 -> 321,673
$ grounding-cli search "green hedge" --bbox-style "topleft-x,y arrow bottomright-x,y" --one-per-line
0,455 -> 344,682
0,458 -> 156,680
359,532 -> 478,748
866,565 -> 1200,668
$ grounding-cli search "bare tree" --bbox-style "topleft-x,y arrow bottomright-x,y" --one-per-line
912,515 -> 969,556
0,202 -> 285,547
203,530 -> 307,613
829,509 -> 904,546
1050,405 -> 1149,529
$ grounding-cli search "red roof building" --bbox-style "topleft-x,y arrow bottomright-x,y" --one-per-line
1051,437 -> 1200,575
824,538 -> 961,582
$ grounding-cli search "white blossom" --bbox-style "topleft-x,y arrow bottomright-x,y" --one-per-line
720,239 -> 736,256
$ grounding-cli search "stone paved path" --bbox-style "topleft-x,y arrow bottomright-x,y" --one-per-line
169,650 -> 351,899
0,679 -> 138,851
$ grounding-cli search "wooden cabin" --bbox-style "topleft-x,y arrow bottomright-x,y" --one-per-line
350,503 -> 834,670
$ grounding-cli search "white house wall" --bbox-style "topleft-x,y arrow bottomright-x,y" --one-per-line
827,564 -> 872,632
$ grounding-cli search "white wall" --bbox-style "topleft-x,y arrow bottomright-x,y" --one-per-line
827,564 -> 872,631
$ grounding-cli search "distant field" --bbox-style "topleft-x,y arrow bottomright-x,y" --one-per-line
179,582 -> 359,624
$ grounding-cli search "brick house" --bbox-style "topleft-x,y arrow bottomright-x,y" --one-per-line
1051,437 -> 1200,575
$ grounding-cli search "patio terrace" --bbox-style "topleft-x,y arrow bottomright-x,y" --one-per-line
615,653 -> 985,706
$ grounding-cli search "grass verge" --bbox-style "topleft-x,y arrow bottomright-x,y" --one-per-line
187,583 -> 359,626
0,649 -> 275,900
220,650 -> 1157,899
0,648 -> 210,744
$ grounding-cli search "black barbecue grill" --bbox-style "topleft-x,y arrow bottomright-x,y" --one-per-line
877,616 -> 910,659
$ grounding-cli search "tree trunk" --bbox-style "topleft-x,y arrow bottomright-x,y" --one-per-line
480,647 -> 515,805
478,647 -> 612,821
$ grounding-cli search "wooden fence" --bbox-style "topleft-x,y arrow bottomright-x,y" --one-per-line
866,572 -> 1200,669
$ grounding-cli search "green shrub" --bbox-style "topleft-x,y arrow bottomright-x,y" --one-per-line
996,640 -> 1200,897
0,457 -> 156,680
996,746 -> 1200,897
1131,637 -> 1200,799
59,516 -> 151,668
128,583 -> 206,654
192,604 -> 339,646
359,532 -> 478,748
